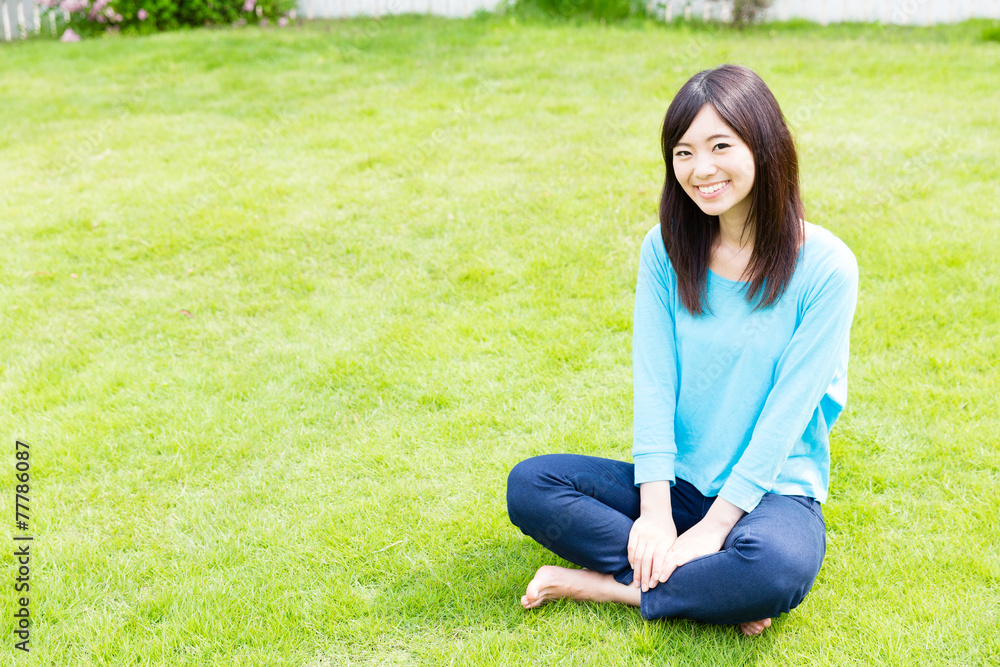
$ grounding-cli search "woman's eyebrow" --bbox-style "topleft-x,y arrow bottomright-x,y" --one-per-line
674,133 -> 734,148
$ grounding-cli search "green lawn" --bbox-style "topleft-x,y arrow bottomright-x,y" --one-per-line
1,14 -> 998,666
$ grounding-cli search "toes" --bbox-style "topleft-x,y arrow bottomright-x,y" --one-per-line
738,618 -> 771,636
522,588 -> 546,609
521,575 -> 548,610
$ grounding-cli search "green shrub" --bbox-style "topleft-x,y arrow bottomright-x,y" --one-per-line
508,0 -> 650,22
731,0 -> 772,28
41,0 -> 297,38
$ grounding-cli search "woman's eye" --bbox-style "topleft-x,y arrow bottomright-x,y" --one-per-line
713,143 -> 730,151
674,150 -> 691,157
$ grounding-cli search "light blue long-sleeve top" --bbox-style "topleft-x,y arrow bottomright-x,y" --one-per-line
632,224 -> 859,513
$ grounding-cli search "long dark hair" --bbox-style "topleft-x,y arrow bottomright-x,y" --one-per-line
659,65 -> 804,315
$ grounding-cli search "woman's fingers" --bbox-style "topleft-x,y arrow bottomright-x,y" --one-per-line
641,538 -> 675,591
647,541 -> 672,589
635,539 -> 652,591
658,526 -> 723,580
628,533 -> 641,582
636,537 -> 658,592
657,543 -> 682,585
626,525 -> 639,570
628,515 -> 680,591
669,547 -> 694,569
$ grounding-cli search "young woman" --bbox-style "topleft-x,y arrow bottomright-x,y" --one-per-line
506,65 -> 858,636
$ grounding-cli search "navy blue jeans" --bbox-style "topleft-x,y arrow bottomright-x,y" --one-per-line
507,454 -> 826,625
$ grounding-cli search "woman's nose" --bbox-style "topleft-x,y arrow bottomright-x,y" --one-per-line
693,157 -> 717,180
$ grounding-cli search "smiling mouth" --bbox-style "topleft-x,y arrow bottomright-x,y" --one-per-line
697,181 -> 730,195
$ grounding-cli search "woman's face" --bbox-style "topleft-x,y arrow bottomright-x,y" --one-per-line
672,104 -> 756,227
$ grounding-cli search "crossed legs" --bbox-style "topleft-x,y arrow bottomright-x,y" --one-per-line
506,454 -> 826,635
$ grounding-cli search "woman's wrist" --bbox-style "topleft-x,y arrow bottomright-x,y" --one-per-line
703,496 -> 745,532
639,480 -> 673,516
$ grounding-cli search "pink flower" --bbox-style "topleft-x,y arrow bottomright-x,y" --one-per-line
242,0 -> 255,11
260,18 -> 268,26
137,8 -> 148,20
89,0 -> 110,19
60,0 -> 87,13
278,17 -> 288,26
60,27 -> 81,41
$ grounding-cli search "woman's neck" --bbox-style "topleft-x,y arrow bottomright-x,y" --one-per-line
717,212 -> 752,253
709,213 -> 754,282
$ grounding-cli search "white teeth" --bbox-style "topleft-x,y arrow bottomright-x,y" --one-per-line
698,181 -> 728,194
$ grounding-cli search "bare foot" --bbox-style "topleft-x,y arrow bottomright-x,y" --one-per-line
739,618 -> 772,636
520,565 -> 640,610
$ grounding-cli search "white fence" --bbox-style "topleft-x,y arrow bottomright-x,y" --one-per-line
1,0 -> 40,41
758,0 -> 1000,24
4,0 -> 1000,41
298,0 -> 502,18
299,0 -> 1000,20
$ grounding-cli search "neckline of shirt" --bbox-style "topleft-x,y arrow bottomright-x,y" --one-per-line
707,227 -> 826,287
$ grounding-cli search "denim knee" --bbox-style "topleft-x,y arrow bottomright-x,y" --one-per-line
506,456 -> 546,531
770,550 -> 822,612
731,508 -> 825,614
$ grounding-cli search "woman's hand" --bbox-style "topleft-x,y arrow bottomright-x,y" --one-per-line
627,512 -> 678,592
656,497 -> 745,585
628,481 -> 677,592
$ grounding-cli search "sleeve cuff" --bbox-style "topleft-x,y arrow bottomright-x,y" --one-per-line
718,471 -> 768,513
632,452 -> 676,487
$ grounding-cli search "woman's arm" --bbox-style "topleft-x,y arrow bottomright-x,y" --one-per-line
656,243 -> 857,583
632,227 -> 680,488
719,248 -> 859,513
630,227 -> 683,591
